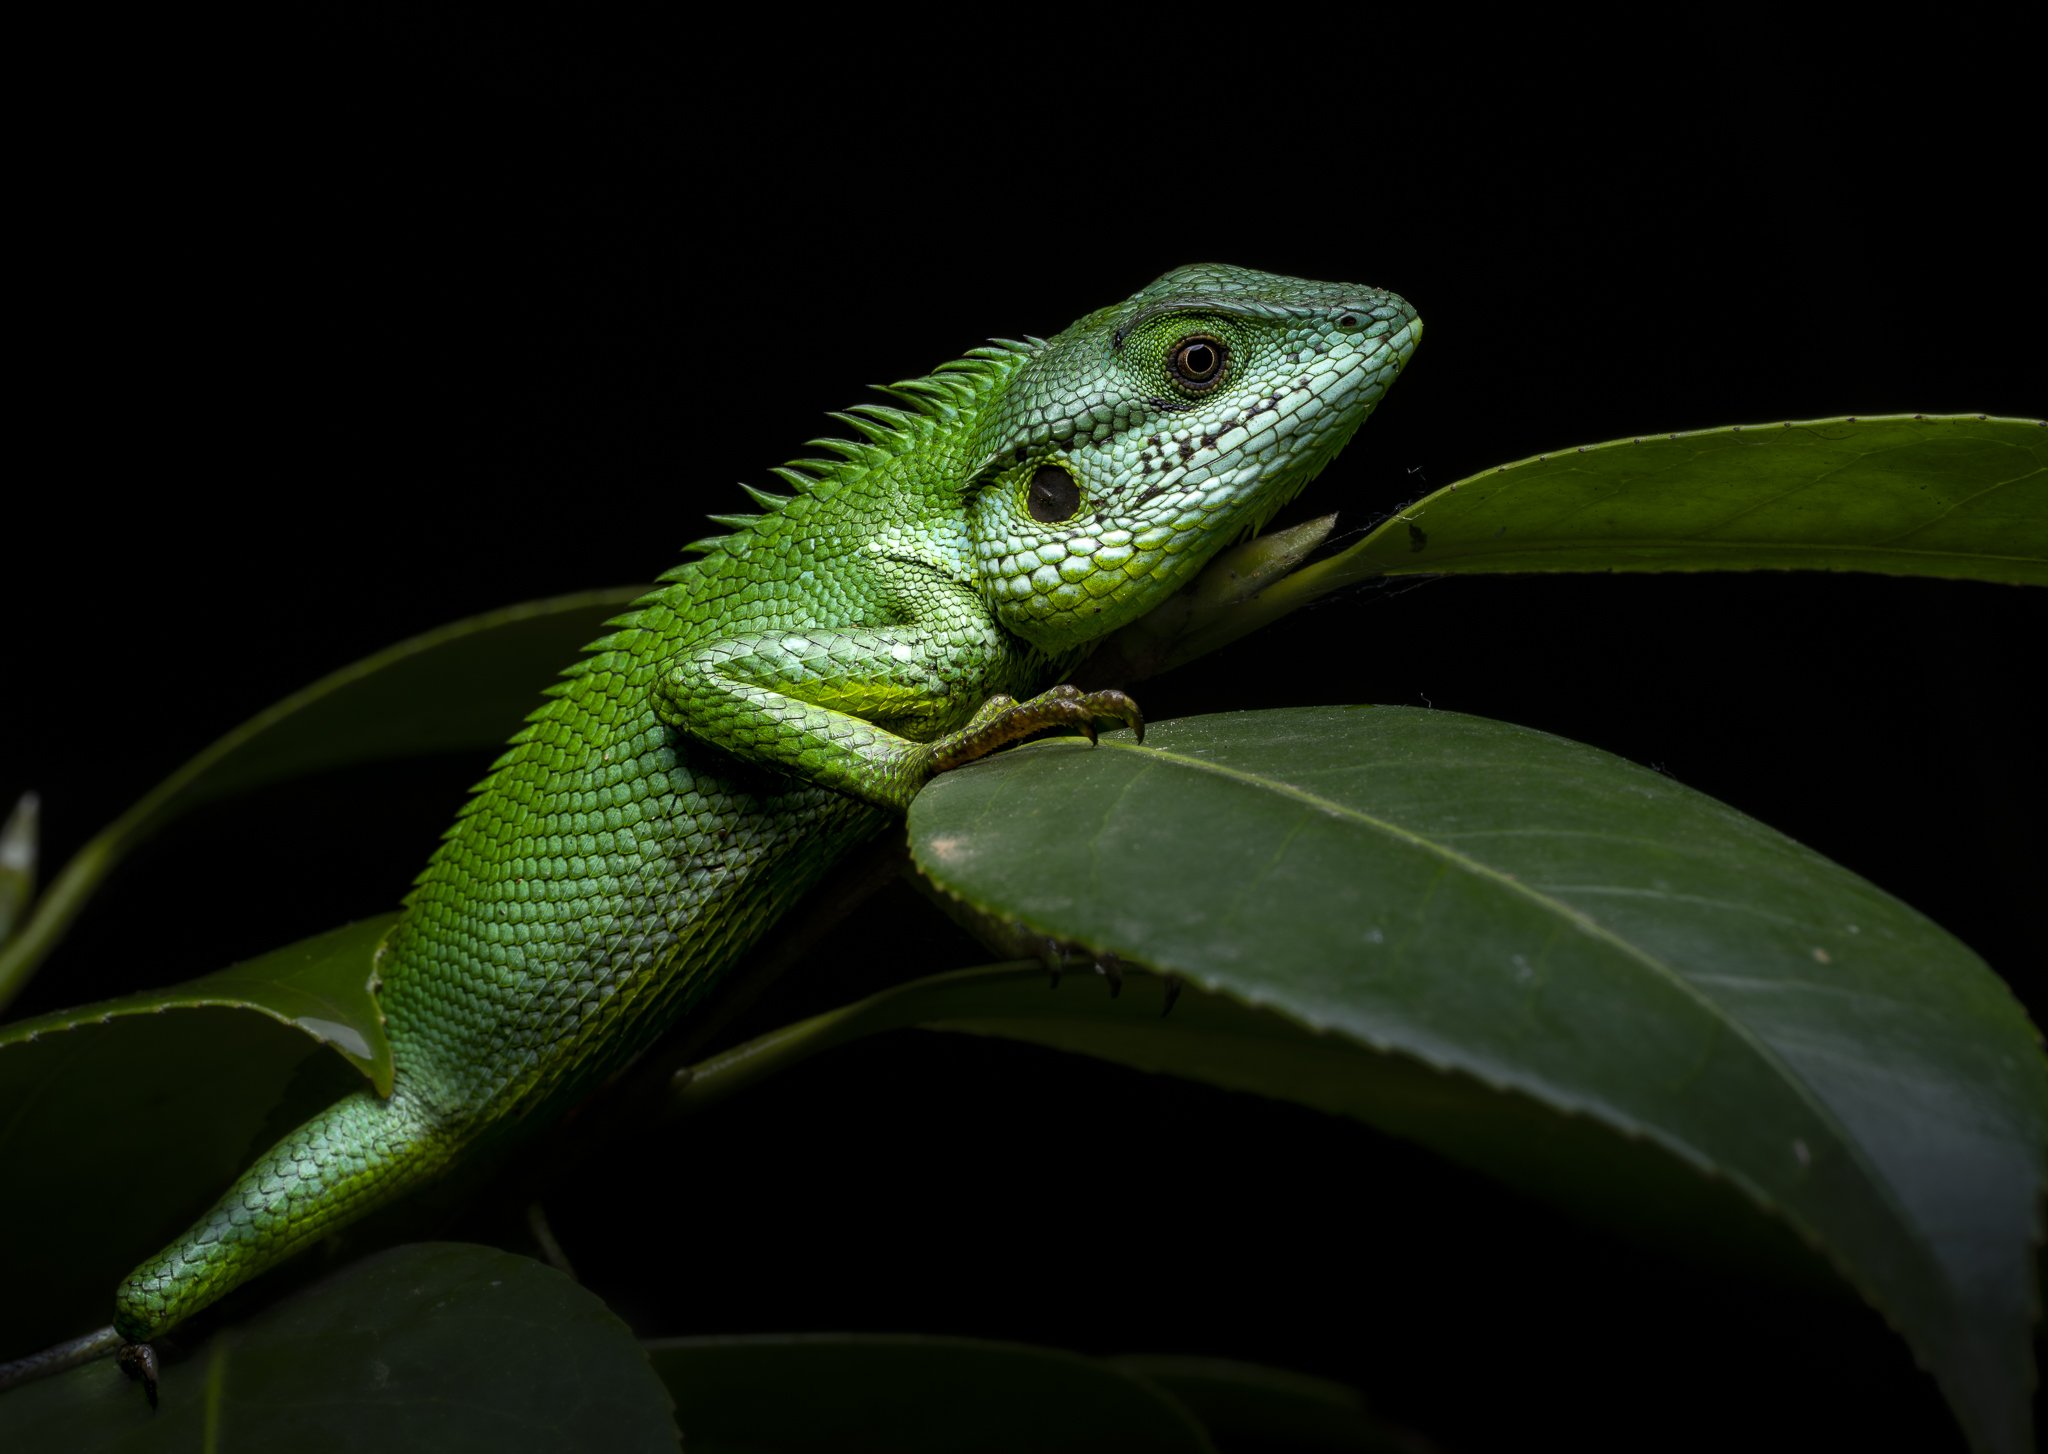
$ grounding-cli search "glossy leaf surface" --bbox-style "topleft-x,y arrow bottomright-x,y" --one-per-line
904,707 -> 2048,1454
1,915 -> 395,1088
0,1244 -> 676,1453
0,919 -> 396,1349
1359,414 -> 2048,581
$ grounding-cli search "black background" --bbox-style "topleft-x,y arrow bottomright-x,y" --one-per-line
6,17 -> 2042,1452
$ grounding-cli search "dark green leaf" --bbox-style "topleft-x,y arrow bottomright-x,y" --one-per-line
0,919 -> 395,1349
1143,416 -> 2047,673
0,589 -> 636,1011
647,1333 -> 1214,1453
1,916 -> 395,1089
0,1244 -> 677,1453
901,707 -> 2048,1454
0,1009 -> 349,1352
0,793 -> 34,948
1107,1355 -> 1431,1454
1354,413 -> 2048,580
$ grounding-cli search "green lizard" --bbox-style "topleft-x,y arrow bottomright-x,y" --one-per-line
8,263 -> 1419,1398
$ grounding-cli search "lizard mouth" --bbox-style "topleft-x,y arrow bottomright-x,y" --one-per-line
1297,308 -> 1423,462
1395,315 -> 1424,360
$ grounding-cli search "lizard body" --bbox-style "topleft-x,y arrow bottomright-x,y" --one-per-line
101,264 -> 1420,1371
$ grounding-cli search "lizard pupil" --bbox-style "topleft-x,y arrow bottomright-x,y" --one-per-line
1168,334 -> 1228,393
1027,466 -> 1081,523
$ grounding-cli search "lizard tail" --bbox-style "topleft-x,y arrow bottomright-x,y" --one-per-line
113,1083 -> 454,1343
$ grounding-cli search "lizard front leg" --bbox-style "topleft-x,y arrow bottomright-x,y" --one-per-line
655,621 -> 1140,814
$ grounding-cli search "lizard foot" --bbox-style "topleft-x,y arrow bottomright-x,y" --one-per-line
1039,938 -> 1125,998
118,1341 -> 158,1409
934,686 -> 1143,773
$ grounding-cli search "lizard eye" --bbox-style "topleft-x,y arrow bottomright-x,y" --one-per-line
1026,465 -> 1081,523
1167,334 -> 1229,394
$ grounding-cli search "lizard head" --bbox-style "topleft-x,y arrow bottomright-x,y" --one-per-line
966,263 -> 1420,653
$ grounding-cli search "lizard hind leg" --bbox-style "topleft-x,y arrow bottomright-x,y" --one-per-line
113,1082 -> 455,1347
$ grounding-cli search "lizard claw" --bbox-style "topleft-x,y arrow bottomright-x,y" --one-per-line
932,685 -> 1145,773
1038,938 -> 1127,998
1073,689 -> 1144,746
1161,973 -> 1183,1019
118,1341 -> 158,1410
1040,937 -> 1065,990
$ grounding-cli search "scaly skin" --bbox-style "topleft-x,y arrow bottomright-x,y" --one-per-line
110,265 -> 1420,1357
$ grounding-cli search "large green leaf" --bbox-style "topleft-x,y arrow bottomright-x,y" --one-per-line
1365,413 -> 2048,581
0,589 -> 637,1011
1105,415 -> 2047,675
0,918 -> 395,1349
0,1008 -> 340,1352
0,1244 -> 677,1453
647,1334 -> 1215,1453
896,707 -> 2048,1454
0,915 -> 395,1089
